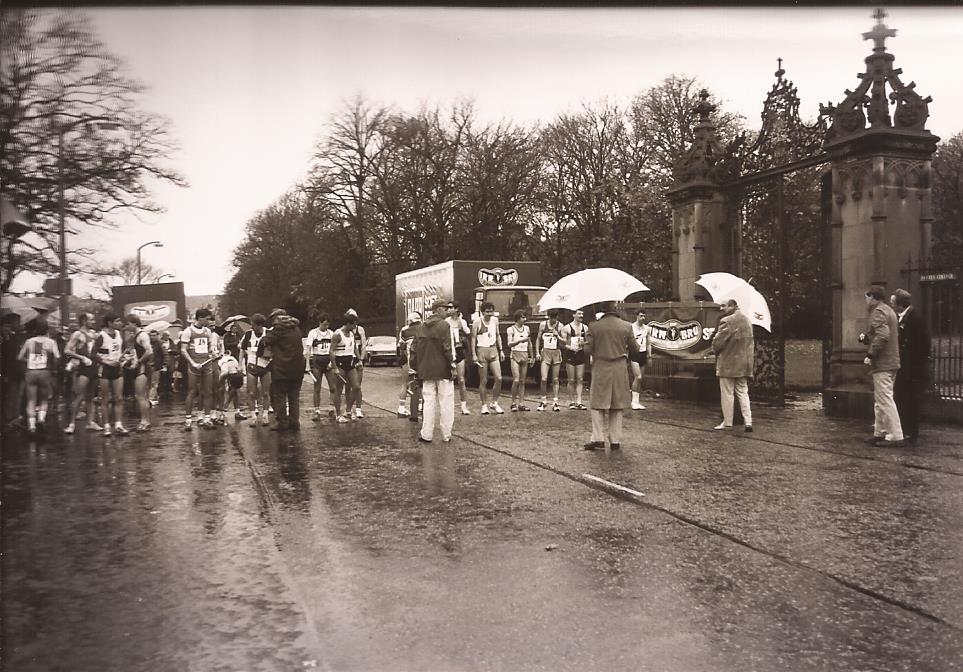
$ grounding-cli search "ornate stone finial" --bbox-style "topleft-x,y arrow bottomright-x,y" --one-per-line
775,57 -> 785,80
862,8 -> 897,52
670,89 -> 726,186
693,89 -> 715,122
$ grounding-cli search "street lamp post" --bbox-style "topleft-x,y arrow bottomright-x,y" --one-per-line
136,240 -> 163,284
56,116 -> 121,328
157,273 -> 175,283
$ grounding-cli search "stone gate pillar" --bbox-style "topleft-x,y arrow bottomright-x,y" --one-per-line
821,10 -> 939,416
666,91 -> 735,300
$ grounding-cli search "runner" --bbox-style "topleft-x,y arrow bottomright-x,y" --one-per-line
91,313 -> 129,436
17,318 -> 60,436
562,308 -> 589,410
630,308 -> 652,410
447,301 -> 471,415
208,327 -> 226,425
239,313 -> 271,426
535,309 -> 564,412
180,308 -> 216,430
63,313 -> 101,434
345,308 -> 367,419
306,313 -> 337,422
470,301 -> 505,415
506,310 -> 533,411
124,314 -> 154,432
329,313 -> 361,424
216,350 -> 246,419
396,311 -> 422,420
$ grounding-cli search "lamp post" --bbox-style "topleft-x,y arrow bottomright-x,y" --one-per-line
57,116 -> 121,328
157,273 -> 175,283
136,240 -> 163,284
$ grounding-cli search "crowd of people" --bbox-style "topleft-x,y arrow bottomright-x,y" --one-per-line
0,284 -> 929,448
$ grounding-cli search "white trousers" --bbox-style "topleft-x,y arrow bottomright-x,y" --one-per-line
590,409 -> 624,445
719,377 -> 752,427
420,378 -> 454,441
872,370 -> 904,441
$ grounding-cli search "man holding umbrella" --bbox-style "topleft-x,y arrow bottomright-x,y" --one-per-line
711,299 -> 754,432
583,301 -> 639,451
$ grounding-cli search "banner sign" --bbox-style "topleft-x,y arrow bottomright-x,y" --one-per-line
477,267 -> 519,287
123,300 -> 176,323
637,303 -> 722,360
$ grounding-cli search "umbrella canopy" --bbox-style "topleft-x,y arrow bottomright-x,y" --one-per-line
538,268 -> 649,312
695,272 -> 772,332
0,295 -> 57,323
145,320 -> 172,334
217,314 -> 252,334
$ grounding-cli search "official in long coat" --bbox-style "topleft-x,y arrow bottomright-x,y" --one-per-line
583,302 -> 639,450
891,289 -> 929,444
711,299 -> 755,431
862,286 -> 903,445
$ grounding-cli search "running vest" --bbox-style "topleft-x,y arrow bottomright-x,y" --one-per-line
632,322 -> 649,350
96,330 -> 124,363
507,325 -> 530,353
307,328 -> 333,356
539,322 -> 562,350
333,329 -> 355,357
567,321 -> 587,351
25,336 -> 56,371
447,316 -> 468,352
475,318 -> 498,348
181,325 -> 213,362
243,330 -> 270,368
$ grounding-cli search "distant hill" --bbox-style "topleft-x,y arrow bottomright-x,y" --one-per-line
185,294 -> 220,318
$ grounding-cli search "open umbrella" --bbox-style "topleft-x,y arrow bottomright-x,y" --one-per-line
538,268 -> 649,312
1,196 -> 31,238
146,320 -> 172,334
217,314 -> 252,334
0,295 -> 58,323
695,272 -> 772,332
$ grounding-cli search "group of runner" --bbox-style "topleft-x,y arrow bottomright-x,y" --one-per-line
393,302 -> 653,420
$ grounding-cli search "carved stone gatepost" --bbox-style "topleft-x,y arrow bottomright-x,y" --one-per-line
821,10 -> 939,416
666,91 -> 735,300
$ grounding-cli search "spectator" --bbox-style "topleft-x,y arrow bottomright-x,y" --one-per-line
891,289 -> 929,445
410,298 -> 455,443
711,299 -> 755,432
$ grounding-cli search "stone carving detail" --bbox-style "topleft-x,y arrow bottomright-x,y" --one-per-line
832,158 -> 872,204
672,90 -> 729,184
820,9 -> 934,144
883,159 -> 927,198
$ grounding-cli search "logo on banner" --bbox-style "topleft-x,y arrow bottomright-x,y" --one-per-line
402,284 -> 442,320
125,302 -> 174,322
648,319 -> 703,351
478,268 -> 518,287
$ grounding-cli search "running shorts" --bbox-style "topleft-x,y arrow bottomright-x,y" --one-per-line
247,363 -> 270,378
563,350 -> 586,366
476,346 -> 499,364
227,372 -> 245,389
335,355 -> 358,372
100,364 -> 123,381
310,355 -> 331,373
511,352 -> 530,366
77,364 -> 99,381
454,345 -> 466,364
25,370 -> 53,397
540,349 -> 562,366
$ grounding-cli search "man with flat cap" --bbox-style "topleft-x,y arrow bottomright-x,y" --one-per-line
410,297 -> 456,443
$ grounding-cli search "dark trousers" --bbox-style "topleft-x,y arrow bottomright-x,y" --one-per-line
270,377 -> 302,427
894,373 -> 922,440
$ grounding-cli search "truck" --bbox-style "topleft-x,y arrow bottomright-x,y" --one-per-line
112,282 -> 188,326
395,260 -> 548,386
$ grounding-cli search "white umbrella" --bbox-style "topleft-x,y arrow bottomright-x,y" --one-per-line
695,272 -> 772,332
145,320 -> 172,334
538,268 -> 649,312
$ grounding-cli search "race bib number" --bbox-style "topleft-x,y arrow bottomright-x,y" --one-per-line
193,337 -> 209,355
313,339 -> 331,356
572,336 -> 584,351
542,332 -> 558,350
28,352 -> 48,370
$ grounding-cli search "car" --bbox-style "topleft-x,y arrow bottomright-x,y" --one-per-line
364,335 -> 399,367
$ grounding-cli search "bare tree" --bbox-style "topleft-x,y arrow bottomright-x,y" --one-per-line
0,9 -> 186,293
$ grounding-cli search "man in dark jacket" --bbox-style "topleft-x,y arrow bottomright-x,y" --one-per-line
262,308 -> 306,431
410,298 -> 455,443
891,289 -> 930,445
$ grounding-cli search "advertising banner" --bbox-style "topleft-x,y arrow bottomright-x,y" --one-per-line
112,282 -> 187,325
641,302 -> 722,360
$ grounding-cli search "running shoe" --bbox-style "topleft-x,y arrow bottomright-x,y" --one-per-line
536,401 -> 546,412
87,420 -> 103,432
199,417 -> 215,430
261,412 -> 270,426
103,426 -> 112,437
114,423 -> 130,436
460,403 -> 470,415
184,418 -> 193,431
569,401 -> 577,409
336,415 -> 349,424
214,414 -> 227,425
313,410 -> 323,422
575,403 -> 587,410
397,406 -> 410,418
354,407 -> 364,419
510,404 -> 518,412
64,423 -> 75,435
235,410 -> 249,420
249,415 -> 259,427
135,422 -> 151,433
480,404 -> 490,415
552,401 -> 560,412
492,402 -> 505,415
518,404 -> 531,412
631,401 -> 645,410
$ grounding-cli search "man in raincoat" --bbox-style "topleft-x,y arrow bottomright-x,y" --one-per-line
711,298 -> 754,432
583,301 -> 638,451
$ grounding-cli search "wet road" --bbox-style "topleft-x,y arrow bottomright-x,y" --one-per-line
3,367 -> 962,671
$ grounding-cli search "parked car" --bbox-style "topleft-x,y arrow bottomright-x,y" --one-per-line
365,335 -> 399,366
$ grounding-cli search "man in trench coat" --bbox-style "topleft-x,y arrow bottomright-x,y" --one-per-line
712,298 -> 755,432
583,301 -> 639,451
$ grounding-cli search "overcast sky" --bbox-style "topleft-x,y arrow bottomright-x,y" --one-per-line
13,6 -> 962,297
